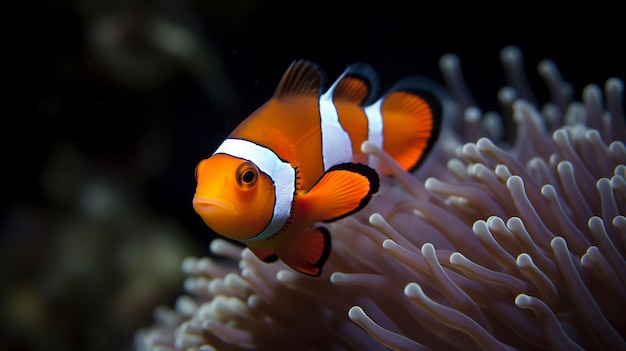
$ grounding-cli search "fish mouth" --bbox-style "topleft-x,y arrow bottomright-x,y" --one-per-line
192,196 -> 236,217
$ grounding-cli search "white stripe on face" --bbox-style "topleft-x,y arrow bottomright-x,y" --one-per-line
213,138 -> 295,242
319,73 -> 353,171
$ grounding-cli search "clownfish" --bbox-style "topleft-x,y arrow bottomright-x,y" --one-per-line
193,60 -> 441,276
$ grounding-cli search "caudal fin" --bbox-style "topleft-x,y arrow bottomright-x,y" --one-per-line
373,78 -> 443,173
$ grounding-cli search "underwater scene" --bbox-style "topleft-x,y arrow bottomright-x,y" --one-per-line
3,1 -> 626,350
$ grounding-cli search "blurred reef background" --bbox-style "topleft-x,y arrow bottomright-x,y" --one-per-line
2,1 -> 625,350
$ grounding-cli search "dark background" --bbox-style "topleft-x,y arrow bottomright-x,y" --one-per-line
3,1 -> 625,350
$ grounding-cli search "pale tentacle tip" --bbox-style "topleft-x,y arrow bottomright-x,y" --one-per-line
556,160 -> 574,175
403,282 -> 423,298
464,106 -> 481,123
516,253 -> 533,267
330,272 -> 348,285
439,53 -> 460,70
506,174 -> 524,189
498,86 -> 516,104
472,219 -> 488,233
246,294 -> 261,308
506,217 -> 525,231
552,129 -> 568,144
606,77 -> 624,91
514,293 -> 531,307
369,212 -> 385,226
382,238 -> 397,249
424,177 -> 440,191
500,46 -> 522,64
476,137 -> 496,152
421,242 -> 435,255
486,215 -> 506,228
361,140 -> 379,154
550,236 -> 567,250
449,252 -> 464,265
584,128 -> 602,142
538,59 -> 557,76
495,164 -> 512,180
587,215 -> 604,228
348,305 -> 366,320
210,238 -> 241,257
181,256 -> 198,273
540,184 -> 557,199
276,269 -> 297,283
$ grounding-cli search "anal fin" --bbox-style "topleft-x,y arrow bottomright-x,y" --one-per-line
277,227 -> 331,277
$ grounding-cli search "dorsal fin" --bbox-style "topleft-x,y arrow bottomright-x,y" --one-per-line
274,60 -> 324,99
331,63 -> 380,105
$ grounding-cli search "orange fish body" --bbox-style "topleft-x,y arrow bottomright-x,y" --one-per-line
193,61 -> 441,276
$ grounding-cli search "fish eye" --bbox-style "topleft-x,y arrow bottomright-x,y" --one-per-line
236,162 -> 258,189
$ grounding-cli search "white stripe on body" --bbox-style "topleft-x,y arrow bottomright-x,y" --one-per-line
319,74 -> 354,171
363,98 -> 384,168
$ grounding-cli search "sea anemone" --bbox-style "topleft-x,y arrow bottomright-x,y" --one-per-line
134,46 -> 626,351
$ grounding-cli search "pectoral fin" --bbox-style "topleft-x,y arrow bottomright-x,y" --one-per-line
302,162 -> 379,223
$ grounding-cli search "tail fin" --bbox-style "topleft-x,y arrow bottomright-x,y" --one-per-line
373,78 -> 444,173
